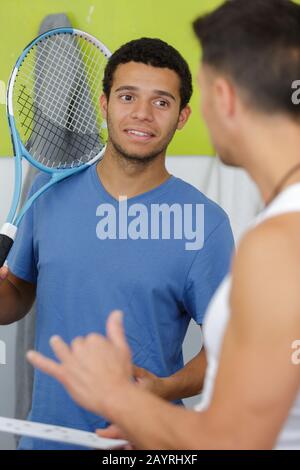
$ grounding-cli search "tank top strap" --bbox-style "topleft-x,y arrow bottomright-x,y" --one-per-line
253,182 -> 300,227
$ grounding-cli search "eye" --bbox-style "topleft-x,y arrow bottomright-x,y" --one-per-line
120,94 -> 134,102
154,99 -> 169,108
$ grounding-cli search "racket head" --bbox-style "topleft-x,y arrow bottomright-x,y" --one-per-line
7,28 -> 111,173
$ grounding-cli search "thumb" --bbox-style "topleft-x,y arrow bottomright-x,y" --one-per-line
132,365 -> 144,379
106,310 -> 130,356
0,266 -> 8,281
96,424 -> 125,440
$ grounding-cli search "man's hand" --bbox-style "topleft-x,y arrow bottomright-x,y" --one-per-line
97,425 -> 135,450
133,365 -> 165,398
0,266 -> 8,284
27,310 -> 133,417
0,266 -> 36,325
95,366 -> 166,449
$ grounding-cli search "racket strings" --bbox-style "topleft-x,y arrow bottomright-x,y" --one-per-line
18,100 -> 100,168
19,40 -> 106,129
33,35 -> 106,133
16,86 -> 101,168
13,32 -> 109,169
33,35 -> 104,130
30,34 -> 104,129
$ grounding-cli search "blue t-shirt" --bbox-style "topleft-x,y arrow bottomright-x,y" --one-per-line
8,163 -> 234,449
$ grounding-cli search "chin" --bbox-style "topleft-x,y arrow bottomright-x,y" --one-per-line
112,139 -> 164,164
122,152 -> 161,164
213,144 -> 239,168
218,155 -> 241,168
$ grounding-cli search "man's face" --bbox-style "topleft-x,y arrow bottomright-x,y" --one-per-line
100,62 -> 190,163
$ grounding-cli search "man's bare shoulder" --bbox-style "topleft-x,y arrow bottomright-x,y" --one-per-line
235,212 -> 300,271
230,212 -> 300,329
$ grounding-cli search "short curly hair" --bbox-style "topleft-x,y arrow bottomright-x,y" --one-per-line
103,38 -> 192,110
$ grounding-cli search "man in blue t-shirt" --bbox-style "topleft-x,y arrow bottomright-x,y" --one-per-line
0,38 -> 233,449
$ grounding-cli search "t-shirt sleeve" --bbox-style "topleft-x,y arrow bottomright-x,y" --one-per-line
182,216 -> 234,325
6,178 -> 40,284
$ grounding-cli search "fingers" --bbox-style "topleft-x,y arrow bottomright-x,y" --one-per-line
124,444 -> 135,450
96,424 -> 125,440
50,336 -> 73,363
26,336 -> 72,384
50,336 -> 89,383
97,426 -> 132,450
26,350 -> 64,382
132,365 -> 144,378
0,266 -> 8,281
27,336 -> 81,377
27,346 -> 95,412
106,310 -> 130,357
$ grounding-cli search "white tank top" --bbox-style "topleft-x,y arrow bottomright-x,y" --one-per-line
194,182 -> 300,450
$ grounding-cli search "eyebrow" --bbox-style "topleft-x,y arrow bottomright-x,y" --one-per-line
114,86 -> 176,101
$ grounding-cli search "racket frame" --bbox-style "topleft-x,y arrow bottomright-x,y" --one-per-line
5,27 -> 111,227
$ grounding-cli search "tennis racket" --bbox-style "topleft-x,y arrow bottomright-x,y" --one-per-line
0,28 -> 111,267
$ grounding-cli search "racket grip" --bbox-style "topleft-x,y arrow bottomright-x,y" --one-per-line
0,224 -> 17,267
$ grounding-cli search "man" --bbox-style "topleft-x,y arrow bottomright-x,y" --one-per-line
0,38 -> 233,449
28,0 -> 300,449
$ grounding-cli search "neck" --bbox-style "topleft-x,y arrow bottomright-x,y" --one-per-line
96,141 -> 170,199
235,114 -> 300,204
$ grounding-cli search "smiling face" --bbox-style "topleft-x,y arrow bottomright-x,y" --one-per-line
100,62 -> 191,163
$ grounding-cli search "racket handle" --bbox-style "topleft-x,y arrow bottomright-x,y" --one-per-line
0,224 -> 17,267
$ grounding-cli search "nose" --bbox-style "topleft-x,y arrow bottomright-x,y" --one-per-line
130,99 -> 154,122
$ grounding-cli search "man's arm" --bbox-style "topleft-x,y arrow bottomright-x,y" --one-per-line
133,343 -> 206,401
0,266 -> 36,325
27,218 -> 300,449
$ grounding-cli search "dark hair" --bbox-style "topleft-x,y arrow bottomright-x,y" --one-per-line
193,0 -> 300,118
103,37 -> 192,110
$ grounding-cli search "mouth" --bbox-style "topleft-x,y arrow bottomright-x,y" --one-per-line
124,128 -> 156,142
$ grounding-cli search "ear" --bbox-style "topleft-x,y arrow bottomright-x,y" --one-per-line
176,105 -> 192,130
99,94 -> 108,119
213,77 -> 236,119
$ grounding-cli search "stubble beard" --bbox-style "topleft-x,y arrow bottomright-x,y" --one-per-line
107,117 -> 178,167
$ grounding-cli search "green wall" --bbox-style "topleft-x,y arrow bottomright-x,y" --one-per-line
0,0 -> 223,157
1,0 -> 299,157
